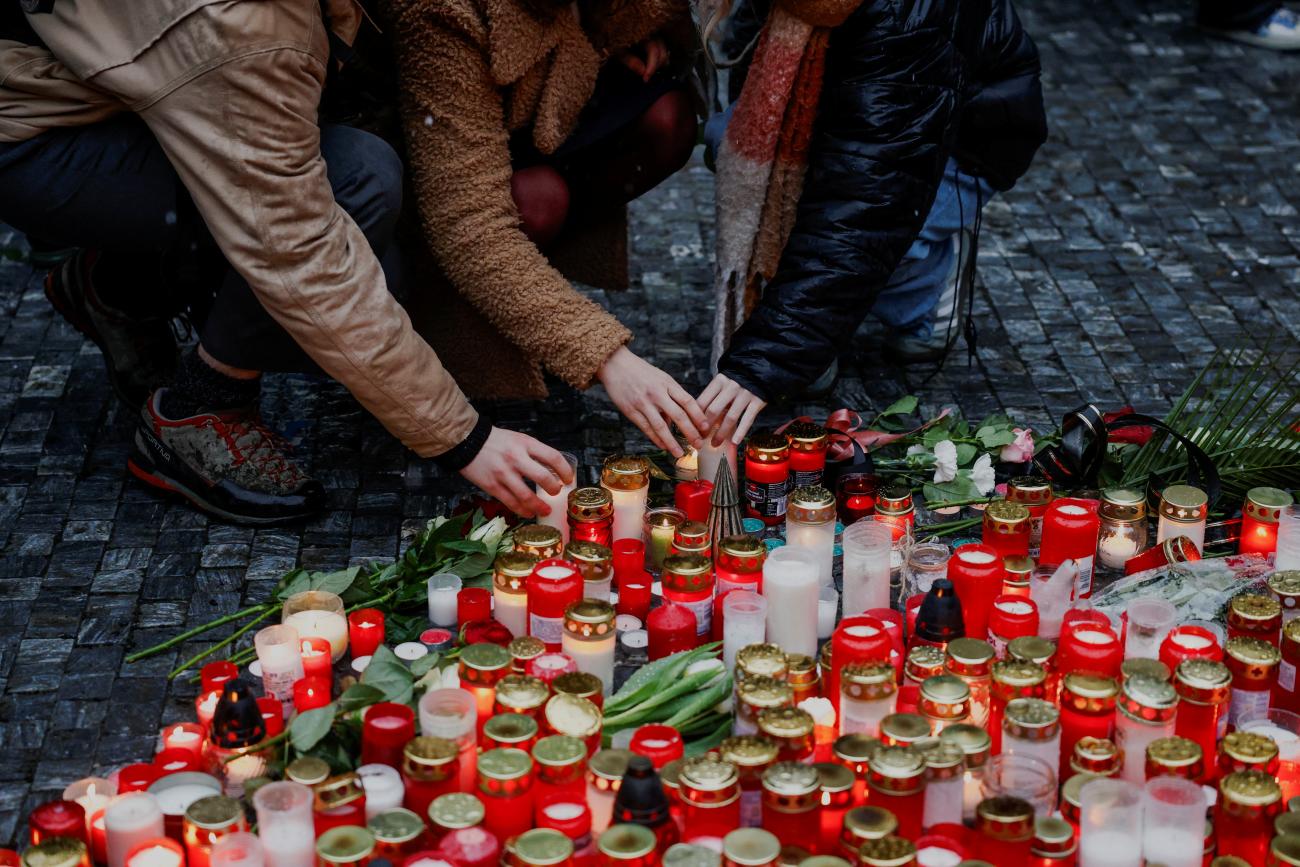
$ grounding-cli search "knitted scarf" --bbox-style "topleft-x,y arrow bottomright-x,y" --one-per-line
703,0 -> 864,368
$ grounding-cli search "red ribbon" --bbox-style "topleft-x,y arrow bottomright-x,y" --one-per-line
778,407 -> 951,463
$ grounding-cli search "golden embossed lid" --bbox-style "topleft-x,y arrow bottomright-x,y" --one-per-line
545,693 -> 601,738
461,642 -> 513,673
747,433 -> 790,458
495,674 -> 550,710
1007,476 -> 1052,506
404,735 -> 458,768
1246,486 -> 1293,523
874,485 -> 913,516
184,795 -> 243,830
788,486 -> 835,524
1159,485 -> 1208,522
20,839 -> 87,867
1174,658 -> 1231,704
1121,658 -> 1170,683
843,806 -> 899,843
1222,731 -> 1279,765
832,733 -> 881,766
589,748 -> 634,782
868,746 -> 925,782
814,762 -> 855,793
723,829 -> 781,867
553,671 -> 603,701
720,535 -> 765,560
761,762 -> 820,797
316,827 -> 375,864
739,675 -> 795,709
602,456 -> 651,490
286,756 -> 330,786
430,793 -> 485,830
509,635 -> 546,663
1008,636 -> 1056,666
532,734 -> 586,768
599,825 -> 657,860
1220,769 -> 1282,808
483,713 -> 538,746
514,828 -> 574,866
720,735 -> 780,768
757,707 -> 814,740
946,637 -> 995,671
976,795 -> 1035,841
566,540 -> 613,566
564,600 -> 616,640
1099,488 -> 1145,522
985,500 -> 1031,528
1003,698 -> 1059,739
496,551 -> 540,590
880,713 -> 933,745
515,523 -> 564,553
1271,834 -> 1300,867
368,808 -> 426,844
857,836 -> 916,867
477,747 -> 533,781
737,644 -> 789,680
681,755 -> 740,793
938,724 -> 991,768
569,486 -> 613,521
1231,592 -> 1282,624
1146,736 -> 1202,770
992,659 -> 1046,689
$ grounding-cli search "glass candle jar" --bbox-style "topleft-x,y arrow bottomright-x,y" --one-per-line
939,724 -> 992,824
948,545 -> 1005,644
831,734 -> 878,805
662,555 -> 715,642
979,754 -> 1057,819
1215,770 -> 1282,863
253,624 -> 305,704
988,597 -> 1040,661
867,747 -> 927,841
1173,658 -> 1231,774
762,547 -> 819,658
920,675 -> 972,734
1143,735 -> 1203,783
760,762 -> 820,851
841,521 -> 892,617
975,795 -> 1035,867
596,824 -> 657,867
719,737 -> 779,829
493,552 -> 539,639
315,827 -> 375,867
401,736 -> 458,819
361,702 -> 416,770
587,750 -> 633,837
1002,699 -> 1061,780
678,756 -> 742,847
786,422 -> 830,489
1002,555 -> 1035,597
828,615 -> 893,716
560,601 -> 616,694
945,638 -> 995,728
722,593 -> 769,673
671,523 -> 712,560
1241,487 -> 1293,556
1056,622 -> 1122,681
528,559 -> 584,651
602,456 -> 652,543
1039,499 -> 1100,599
1059,674 -> 1118,776
839,807 -> 899,862
1159,624 -> 1223,671
984,501 -> 1032,559
813,762 -> 854,854
183,796 -> 246,867
1226,636 -> 1281,729
566,541 -> 614,603
716,536 -> 766,596
1009,637 -> 1058,698
569,488 -> 614,548
786,486 -> 836,587
477,749 -> 535,842
644,508 -> 687,574
280,591 -> 348,662
1228,592 -> 1283,646
1096,488 -> 1148,571
744,433 -> 792,525
839,662 -> 897,738
1114,675 -> 1178,784
460,642 -> 514,735
903,542 -> 949,598
419,688 -> 479,794
1007,477 -> 1053,555
836,473 -> 880,526
921,742 -> 966,832
756,708 -> 814,764
1156,485 -> 1208,554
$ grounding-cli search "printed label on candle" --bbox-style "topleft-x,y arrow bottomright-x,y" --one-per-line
530,613 -> 563,646
1074,555 -> 1095,598
744,478 -> 789,518
1229,687 -> 1272,728
678,596 -> 713,635
1282,660 -> 1297,693
740,790 -> 762,827
792,469 -> 822,489
263,669 -> 298,702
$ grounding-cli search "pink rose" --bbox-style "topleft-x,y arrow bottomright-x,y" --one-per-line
1000,427 -> 1035,463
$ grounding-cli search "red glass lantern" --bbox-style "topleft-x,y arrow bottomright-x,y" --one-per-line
1039,498 -> 1100,598
947,543 -> 1004,643
983,502 -> 1032,558
293,676 -> 331,712
257,697 -> 285,738
527,559 -> 584,651
568,488 -> 614,548
744,433 -> 792,525
28,801 -> 87,846
786,422 -> 830,489
987,596 -> 1039,659
1159,624 -> 1223,672
828,615 -> 892,716
1239,487 -> 1292,556
116,764 -> 161,794
1173,658 -> 1231,780
674,481 -> 714,525
836,473 -> 879,524
458,590 -> 492,629
1055,621 -> 1121,680
348,608 -> 385,659
629,725 -> 684,769
647,603 -> 697,661
1215,770 -> 1282,863
363,702 -> 417,768
300,636 -> 332,681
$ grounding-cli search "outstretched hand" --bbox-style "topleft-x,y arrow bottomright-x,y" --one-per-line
698,373 -> 767,446
459,426 -> 575,518
598,346 -> 706,457
617,37 -> 670,82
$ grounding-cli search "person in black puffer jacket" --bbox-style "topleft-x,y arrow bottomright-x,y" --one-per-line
697,0 -> 1047,445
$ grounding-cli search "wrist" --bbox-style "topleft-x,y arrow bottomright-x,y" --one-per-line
434,415 -> 493,472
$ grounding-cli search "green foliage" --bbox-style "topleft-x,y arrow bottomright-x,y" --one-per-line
360,645 -> 416,705
289,705 -> 337,752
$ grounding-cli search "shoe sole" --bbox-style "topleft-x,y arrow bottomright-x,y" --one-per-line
127,452 -> 315,526
43,265 -> 143,407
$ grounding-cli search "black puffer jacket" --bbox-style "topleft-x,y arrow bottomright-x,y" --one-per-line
717,0 -> 1046,402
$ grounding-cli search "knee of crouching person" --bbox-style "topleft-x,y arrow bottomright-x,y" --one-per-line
327,127 -> 405,229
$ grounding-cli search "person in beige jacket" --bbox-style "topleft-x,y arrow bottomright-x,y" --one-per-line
0,0 -> 572,522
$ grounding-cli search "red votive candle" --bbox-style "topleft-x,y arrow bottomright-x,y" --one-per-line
674,480 -> 714,525
1039,498 -> 1100,598
612,540 -> 646,587
28,800 -> 87,846
1124,535 -> 1201,576
116,764 -> 161,793
647,603 -> 697,660
829,615 -> 893,715
1056,621 -> 1121,679
1160,624 -> 1223,672
1174,658 -> 1231,780
293,676 -> 331,711
948,543 -> 1005,643
348,608 -> 385,659
836,473 -> 878,524
527,652 -> 578,685
1058,674 -> 1118,776
159,722 -> 205,762
195,689 -> 221,731
152,748 -> 201,775
987,595 -> 1039,659
200,660 -> 239,693
363,701 -> 417,768
300,636 -> 332,681
437,827 -> 501,867
867,607 -> 906,665
1239,487 -> 1290,556
745,433 -> 792,525
661,555 -> 714,644
528,559 -> 584,651
905,593 -> 925,638
629,725 -> 684,769
617,581 -> 652,622
257,697 -> 285,737
458,589 -> 492,628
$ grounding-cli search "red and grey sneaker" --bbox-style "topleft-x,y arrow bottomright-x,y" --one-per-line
128,390 -> 324,524
44,250 -> 180,407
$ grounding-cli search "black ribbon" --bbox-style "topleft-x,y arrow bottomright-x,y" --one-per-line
825,434 -> 877,493
1032,404 -> 1221,507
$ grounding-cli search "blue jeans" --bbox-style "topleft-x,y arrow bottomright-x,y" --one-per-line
870,158 -> 996,340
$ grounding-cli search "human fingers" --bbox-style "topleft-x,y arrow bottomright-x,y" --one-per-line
667,380 -> 708,441
500,470 -> 546,519
619,52 -> 647,78
644,40 -> 667,79
639,398 -> 682,456
526,440 -> 573,491
732,398 -> 765,445
697,374 -> 726,409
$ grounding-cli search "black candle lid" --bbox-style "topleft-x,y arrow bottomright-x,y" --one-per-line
209,678 -> 267,749
915,578 -> 965,643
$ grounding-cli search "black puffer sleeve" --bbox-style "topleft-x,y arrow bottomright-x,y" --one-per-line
717,3 -> 961,402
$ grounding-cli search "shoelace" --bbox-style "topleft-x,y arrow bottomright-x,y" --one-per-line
211,416 -> 305,488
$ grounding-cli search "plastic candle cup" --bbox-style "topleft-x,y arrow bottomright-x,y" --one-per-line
1226,636 -> 1281,729
1077,777 -> 1142,867
253,624 -> 303,704
840,520 -> 892,617
493,551 -> 537,639
199,661 -> 239,694
426,572 -> 462,629
252,781 -> 315,867
677,756 -> 742,845
865,747 -> 927,842
159,723 -> 206,763
568,487 -> 614,548
457,588 -> 491,627
983,501 -> 1032,558
292,676 -> 330,712
839,662 -> 897,737
661,554 -> 715,642
64,777 -> 115,861
761,546 -> 818,658
1237,486 -> 1290,554
361,702 -> 417,768
698,440 -> 738,494
280,591 -> 348,662
419,688 -> 479,793
537,452 -> 579,543
1139,776 -> 1204,867
760,762 -> 821,850
1276,504 -> 1300,570
836,473 -> 879,525
347,608 -> 385,659
1123,535 -> 1201,576
125,838 -> 185,867
1216,770 -> 1283,862
642,507 -> 686,573
988,596 -> 1039,659
1058,674 -> 1118,777
616,579 -> 651,622
947,543 -> 1003,642
526,559 -> 583,650
256,698 -> 284,737
785,486 -> 836,587
722,592 -> 767,672
1239,709 -> 1300,801
1155,485 -> 1208,554
117,765 -> 161,794
1172,658 -> 1231,773
829,615 -> 893,716
785,421 -> 829,489
561,600 -> 617,694
209,832 -> 263,867
1057,621 -> 1122,680
1159,624 -> 1222,671
1123,597 -> 1177,661
601,456 -> 652,543
476,748 -> 535,842
1006,476 -> 1053,552
1039,499 -> 1100,598
611,538 -> 646,587
903,542 -> 950,599
399,736 -> 459,818
670,521 -> 711,559
152,749 -> 201,775
1114,675 -> 1178,784
104,793 -> 165,867
587,750 -> 634,836
674,480 -> 714,525
1096,489 -> 1148,570
28,800 -> 88,846
299,636 -> 332,682
817,586 -> 839,640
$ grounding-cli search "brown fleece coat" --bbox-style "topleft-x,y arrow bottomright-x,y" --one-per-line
384,0 -> 689,399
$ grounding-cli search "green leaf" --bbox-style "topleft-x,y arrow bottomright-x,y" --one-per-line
975,426 -> 1017,448
603,667 -> 723,727
441,540 -> 488,555
337,683 -> 385,713
683,717 -> 733,757
307,566 -> 360,597
274,569 -> 310,602
448,552 -> 495,584
606,645 -> 720,713
923,475 -> 981,506
954,443 -> 978,466
290,704 -> 337,752
880,396 -> 918,417
664,673 -> 733,728
921,427 -> 949,448
409,652 -> 441,678
361,645 -> 414,705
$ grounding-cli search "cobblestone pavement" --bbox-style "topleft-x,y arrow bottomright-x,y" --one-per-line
2,0 -> 1299,842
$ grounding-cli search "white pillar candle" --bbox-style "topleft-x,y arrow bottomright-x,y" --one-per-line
253,625 -> 303,704
602,457 -> 651,543
841,521 -> 892,617
698,441 -> 738,491
494,586 -> 528,638
280,591 -> 348,662
537,452 -> 579,543
785,512 -> 836,587
105,793 -> 165,867
211,832 -> 264,867
64,777 -> 116,841
761,547 -> 819,657
357,764 -> 405,819
723,592 -> 767,672
427,573 -> 462,628
252,782 -> 315,867
1278,505 -> 1300,571
561,600 -> 617,695
1140,777 -> 1203,867
817,586 -> 839,639
1078,778 -> 1143,867
126,842 -> 184,867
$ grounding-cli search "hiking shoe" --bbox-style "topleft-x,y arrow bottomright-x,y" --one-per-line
882,230 -> 972,365
1203,7 -> 1300,49
44,250 -> 179,406
129,390 -> 324,524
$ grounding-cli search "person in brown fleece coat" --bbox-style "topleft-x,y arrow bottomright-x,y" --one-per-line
383,0 -> 709,456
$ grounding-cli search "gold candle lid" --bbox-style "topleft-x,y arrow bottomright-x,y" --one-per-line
945,638 -> 994,674
1060,772 -> 1103,810
1099,488 -> 1146,522
663,553 -> 714,592
1246,487 -> 1293,523
315,773 -> 364,811
786,653 -> 818,684
316,827 -> 375,864
976,795 -> 1035,841
1220,769 -> 1281,808
720,735 -> 780,768
430,792 -> 485,830
1271,834 -> 1300,867
589,748 -> 635,782
569,486 -> 613,522
984,500 -> 1031,530
814,762 -> 855,794
494,674 -> 550,711
879,713 -> 932,746
514,523 -> 564,556
938,724 -> 991,768
599,825 -> 658,860
786,421 -> 829,447
832,733 -> 881,766
1007,476 -> 1052,506
1146,736 -> 1202,771
532,734 -> 586,768
565,540 -> 613,567
842,806 -> 899,842
788,486 -> 835,524
867,746 -> 925,794
675,521 -> 712,548
1120,658 -> 1170,683
992,659 -> 1047,689
477,747 -> 533,782
369,808 -> 426,844
723,829 -> 781,867
404,735 -> 458,768
1173,658 -> 1231,704
1159,485 -> 1208,521
738,676 -> 794,710
495,551 -> 539,592
1222,731 -> 1279,765
509,635 -> 546,664
20,839 -> 87,867
761,762 -> 820,797
874,485 -> 913,516
552,671 -> 603,701
1230,592 -> 1281,624
1003,555 -> 1035,583
737,644 -> 789,680
919,675 -> 971,721
1008,636 -> 1056,667
857,837 -> 916,867
719,535 -> 766,560
1070,737 -> 1120,776
461,642 -> 513,674
514,829 -> 574,867
747,433 -> 790,457
1270,570 -> 1300,600
286,755 -> 330,786
681,755 -> 740,800
544,693 -> 601,738
905,645 -> 946,682
564,599 -> 616,640
1003,698 -> 1059,740
841,662 -> 896,700
757,706 -> 814,740
1118,674 -> 1178,722
483,713 -> 539,746
602,456 -> 651,490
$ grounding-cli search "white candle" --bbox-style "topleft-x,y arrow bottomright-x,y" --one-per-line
537,452 -> 578,543
419,689 -> 478,793
146,774 -> 222,821
675,448 -> 699,481
1079,779 -> 1143,867
127,843 -> 184,867
1079,830 -> 1142,867
1141,777 -> 1205,867
786,514 -> 836,587
817,586 -> 838,639
494,587 -> 528,638
65,777 -> 115,840
722,592 -> 767,672
761,547 -> 819,657
1278,505 -> 1300,571
357,764 -> 405,819
841,521 -> 892,617
698,440 -> 738,490
1116,713 -> 1175,784
394,642 -> 428,661
254,625 -> 303,703
104,793 -> 165,867
211,832 -> 265,867
281,610 -> 347,662
427,572 -> 462,627
608,486 -> 648,543
252,782 -> 315,867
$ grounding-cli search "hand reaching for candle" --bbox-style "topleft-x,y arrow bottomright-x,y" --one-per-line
460,427 -> 575,519
597,346 -> 706,457
698,373 -> 767,446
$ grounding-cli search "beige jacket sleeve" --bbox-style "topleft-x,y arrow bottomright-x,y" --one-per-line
131,3 -> 481,459
386,3 -> 633,392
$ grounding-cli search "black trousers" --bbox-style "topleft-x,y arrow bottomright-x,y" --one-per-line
0,114 -> 404,373
1198,0 -> 1279,29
